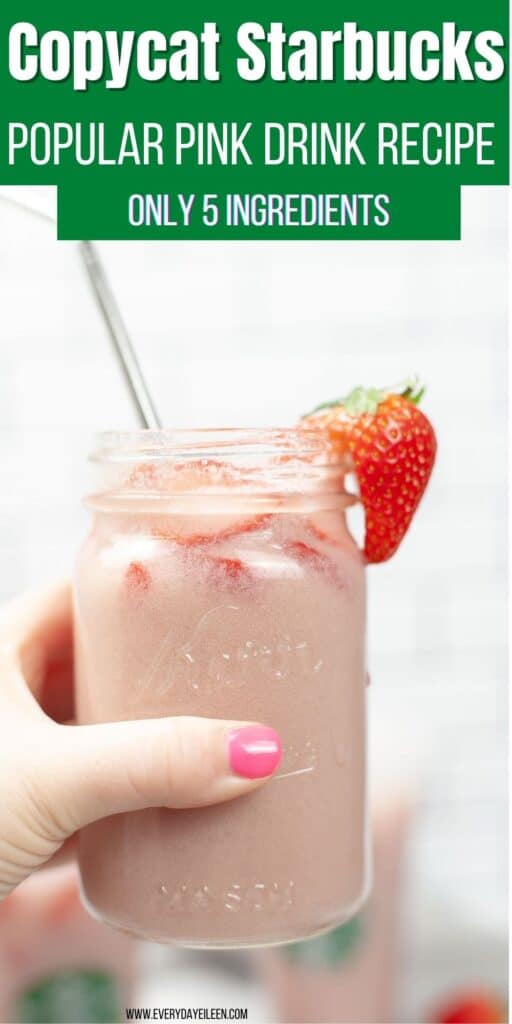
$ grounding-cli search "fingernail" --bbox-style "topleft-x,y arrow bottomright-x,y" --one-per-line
228,726 -> 282,779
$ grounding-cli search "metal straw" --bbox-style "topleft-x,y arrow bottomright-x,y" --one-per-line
0,187 -> 162,430
79,240 -> 162,430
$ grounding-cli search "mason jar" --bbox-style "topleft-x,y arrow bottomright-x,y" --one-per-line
74,429 -> 369,946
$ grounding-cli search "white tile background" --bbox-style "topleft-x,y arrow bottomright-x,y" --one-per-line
0,185 -> 507,1021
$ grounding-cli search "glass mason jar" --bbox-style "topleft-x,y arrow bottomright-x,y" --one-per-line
74,429 -> 369,947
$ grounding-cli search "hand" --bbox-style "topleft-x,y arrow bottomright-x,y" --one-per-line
0,583 -> 282,899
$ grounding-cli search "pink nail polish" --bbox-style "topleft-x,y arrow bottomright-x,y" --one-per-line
228,726 -> 282,779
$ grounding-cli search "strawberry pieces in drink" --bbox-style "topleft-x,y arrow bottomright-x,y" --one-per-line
283,540 -> 344,589
190,551 -> 254,591
285,540 -> 328,568
125,561 -> 151,592
152,513 -> 272,547
216,557 -> 246,581
207,555 -> 252,586
126,459 -> 275,546
125,551 -> 252,596
127,461 -> 160,490
303,378 -> 437,564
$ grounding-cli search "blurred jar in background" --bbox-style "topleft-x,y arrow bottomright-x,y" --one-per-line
257,791 -> 411,1024
0,865 -> 136,1023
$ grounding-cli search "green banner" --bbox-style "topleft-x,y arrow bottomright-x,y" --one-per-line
0,0 -> 508,239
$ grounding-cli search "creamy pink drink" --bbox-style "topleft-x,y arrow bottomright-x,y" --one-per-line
74,430 -> 368,946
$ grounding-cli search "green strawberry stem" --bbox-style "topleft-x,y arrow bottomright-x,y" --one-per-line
303,374 -> 425,418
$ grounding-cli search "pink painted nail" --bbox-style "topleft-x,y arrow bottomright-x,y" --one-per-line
228,726 -> 282,779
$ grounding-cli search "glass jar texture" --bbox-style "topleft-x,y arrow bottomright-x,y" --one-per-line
74,429 -> 369,946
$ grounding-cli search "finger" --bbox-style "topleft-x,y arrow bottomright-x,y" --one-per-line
34,835 -> 78,873
34,718 -> 282,837
0,581 -> 71,652
0,582 -> 73,721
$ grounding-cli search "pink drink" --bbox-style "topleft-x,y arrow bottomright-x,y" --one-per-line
74,430 -> 369,946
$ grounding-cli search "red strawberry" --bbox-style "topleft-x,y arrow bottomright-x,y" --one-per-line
431,990 -> 505,1023
203,554 -> 254,589
152,513 -> 272,547
283,540 -> 345,589
303,378 -> 437,563
125,561 -> 151,592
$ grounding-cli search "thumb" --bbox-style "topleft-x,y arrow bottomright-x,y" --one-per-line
39,717 -> 282,838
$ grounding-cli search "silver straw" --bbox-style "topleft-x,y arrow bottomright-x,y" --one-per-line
79,240 -> 162,430
0,187 -> 162,430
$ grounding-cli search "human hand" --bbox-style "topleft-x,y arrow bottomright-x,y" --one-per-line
0,583 -> 282,898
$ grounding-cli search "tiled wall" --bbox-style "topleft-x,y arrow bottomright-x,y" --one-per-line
0,185 -> 507,1017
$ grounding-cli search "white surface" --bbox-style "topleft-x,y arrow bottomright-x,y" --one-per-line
0,185 -> 507,1022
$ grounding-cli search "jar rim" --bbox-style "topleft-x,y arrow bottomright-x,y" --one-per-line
91,426 -> 344,467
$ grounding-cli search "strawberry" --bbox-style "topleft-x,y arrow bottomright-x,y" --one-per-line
283,540 -> 345,589
178,546 -> 254,589
303,378 -> 437,563
152,513 -> 272,547
201,553 -> 254,590
125,561 -> 151,592
431,990 -> 505,1023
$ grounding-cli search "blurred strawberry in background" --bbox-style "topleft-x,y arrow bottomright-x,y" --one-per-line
431,989 -> 506,1024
